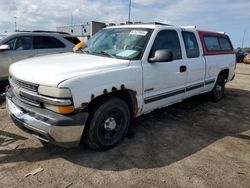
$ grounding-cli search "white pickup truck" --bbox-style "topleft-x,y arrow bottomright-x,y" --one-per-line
6,23 -> 236,150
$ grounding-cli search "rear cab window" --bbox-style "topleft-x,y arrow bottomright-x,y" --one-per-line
198,30 -> 234,56
204,36 -> 221,51
218,38 -> 232,51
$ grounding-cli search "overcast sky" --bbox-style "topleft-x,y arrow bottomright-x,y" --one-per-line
0,0 -> 250,48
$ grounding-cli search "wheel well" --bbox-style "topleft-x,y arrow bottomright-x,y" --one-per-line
219,69 -> 229,81
84,90 -> 138,117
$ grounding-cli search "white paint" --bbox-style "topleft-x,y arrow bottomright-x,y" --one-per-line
9,25 -> 236,117
9,53 -> 130,86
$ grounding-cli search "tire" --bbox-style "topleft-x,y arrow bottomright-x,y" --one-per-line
209,74 -> 225,102
0,81 -> 8,94
84,97 -> 131,151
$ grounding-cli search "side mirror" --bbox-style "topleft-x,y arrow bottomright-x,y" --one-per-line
149,49 -> 173,63
0,44 -> 10,51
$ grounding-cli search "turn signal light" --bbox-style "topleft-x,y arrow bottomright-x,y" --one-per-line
44,104 -> 74,114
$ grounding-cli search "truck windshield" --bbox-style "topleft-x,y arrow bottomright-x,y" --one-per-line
83,28 -> 152,60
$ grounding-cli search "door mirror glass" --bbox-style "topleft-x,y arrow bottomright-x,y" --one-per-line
0,44 -> 10,51
149,49 -> 173,63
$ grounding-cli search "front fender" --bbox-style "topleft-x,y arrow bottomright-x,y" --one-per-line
59,62 -> 143,112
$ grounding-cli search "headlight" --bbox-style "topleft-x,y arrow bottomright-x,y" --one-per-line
38,86 -> 74,114
38,85 -> 72,98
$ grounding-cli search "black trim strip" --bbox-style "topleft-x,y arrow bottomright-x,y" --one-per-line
205,79 -> 215,85
144,89 -> 185,104
144,79 -> 215,104
186,83 -> 204,92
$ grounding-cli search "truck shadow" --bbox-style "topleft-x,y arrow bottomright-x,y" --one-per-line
0,130 -> 27,146
0,87 -> 250,170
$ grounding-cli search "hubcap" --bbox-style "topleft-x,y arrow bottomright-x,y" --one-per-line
104,117 -> 117,131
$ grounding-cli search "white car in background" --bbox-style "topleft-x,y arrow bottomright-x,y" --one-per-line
0,31 -> 80,90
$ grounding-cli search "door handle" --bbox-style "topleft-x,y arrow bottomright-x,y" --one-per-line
180,65 -> 187,72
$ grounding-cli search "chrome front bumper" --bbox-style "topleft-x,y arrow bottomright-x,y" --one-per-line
6,96 -> 88,148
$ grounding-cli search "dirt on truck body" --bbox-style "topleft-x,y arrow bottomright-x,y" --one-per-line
0,63 -> 250,187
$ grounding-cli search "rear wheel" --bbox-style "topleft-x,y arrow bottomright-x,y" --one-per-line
209,74 -> 225,102
84,97 -> 131,151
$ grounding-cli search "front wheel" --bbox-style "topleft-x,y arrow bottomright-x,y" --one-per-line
84,97 -> 131,151
209,74 -> 225,102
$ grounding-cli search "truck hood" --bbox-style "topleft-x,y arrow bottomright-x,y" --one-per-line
9,53 -> 130,86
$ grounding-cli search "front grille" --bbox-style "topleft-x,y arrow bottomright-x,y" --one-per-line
11,77 -> 38,92
10,76 -> 40,107
19,93 -> 41,106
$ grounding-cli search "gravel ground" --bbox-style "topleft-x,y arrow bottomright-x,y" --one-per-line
0,64 -> 249,188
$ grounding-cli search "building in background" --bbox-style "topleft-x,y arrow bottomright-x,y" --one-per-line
56,21 -> 106,42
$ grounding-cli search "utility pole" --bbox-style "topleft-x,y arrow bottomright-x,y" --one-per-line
128,0 -> 131,23
241,28 -> 247,49
14,17 -> 17,31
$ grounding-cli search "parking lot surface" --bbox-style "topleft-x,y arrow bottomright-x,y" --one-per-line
0,64 -> 250,188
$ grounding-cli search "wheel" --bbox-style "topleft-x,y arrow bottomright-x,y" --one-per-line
209,74 -> 225,102
84,97 -> 131,151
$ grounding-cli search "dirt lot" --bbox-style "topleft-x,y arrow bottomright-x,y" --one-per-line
0,64 -> 250,188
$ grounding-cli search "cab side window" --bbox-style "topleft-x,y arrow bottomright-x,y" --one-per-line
182,31 -> 199,58
151,30 -> 182,60
6,36 -> 33,50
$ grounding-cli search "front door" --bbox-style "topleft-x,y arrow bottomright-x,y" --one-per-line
142,29 -> 187,113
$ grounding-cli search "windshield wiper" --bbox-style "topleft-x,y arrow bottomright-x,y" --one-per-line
99,51 -> 117,59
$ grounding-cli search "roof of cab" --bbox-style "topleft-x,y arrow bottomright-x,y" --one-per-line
106,22 -> 175,29
107,24 -> 161,29
106,23 -> 198,32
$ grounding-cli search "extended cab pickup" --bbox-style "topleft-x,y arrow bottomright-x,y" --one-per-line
6,23 -> 236,150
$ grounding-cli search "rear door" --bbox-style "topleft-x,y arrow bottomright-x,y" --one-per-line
181,31 -> 206,98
